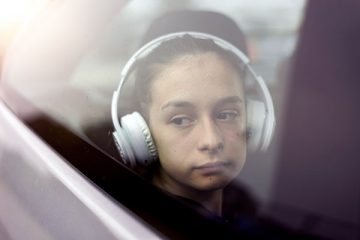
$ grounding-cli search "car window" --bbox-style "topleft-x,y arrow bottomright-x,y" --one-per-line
1,0 -> 359,239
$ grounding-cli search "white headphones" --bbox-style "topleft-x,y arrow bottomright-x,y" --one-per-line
111,31 -> 276,167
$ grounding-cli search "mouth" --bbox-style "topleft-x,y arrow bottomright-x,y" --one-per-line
194,161 -> 229,175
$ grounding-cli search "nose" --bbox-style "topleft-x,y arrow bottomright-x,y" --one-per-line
197,117 -> 224,154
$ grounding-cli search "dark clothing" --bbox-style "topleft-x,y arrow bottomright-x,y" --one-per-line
167,182 -> 322,240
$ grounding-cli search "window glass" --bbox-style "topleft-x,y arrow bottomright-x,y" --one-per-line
2,1 -> 360,239
64,0 -> 306,215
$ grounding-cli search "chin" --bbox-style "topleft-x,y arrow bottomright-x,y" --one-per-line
196,176 -> 234,192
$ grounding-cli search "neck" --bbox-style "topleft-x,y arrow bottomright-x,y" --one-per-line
153,173 -> 223,216
198,189 -> 223,216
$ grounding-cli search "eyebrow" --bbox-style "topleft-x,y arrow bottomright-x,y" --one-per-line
160,96 -> 243,111
216,96 -> 243,106
161,101 -> 194,111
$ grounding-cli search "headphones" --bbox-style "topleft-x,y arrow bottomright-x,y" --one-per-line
111,31 -> 276,168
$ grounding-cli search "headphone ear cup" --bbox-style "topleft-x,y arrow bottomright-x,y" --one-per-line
246,99 -> 266,152
121,112 -> 158,166
112,128 -> 136,167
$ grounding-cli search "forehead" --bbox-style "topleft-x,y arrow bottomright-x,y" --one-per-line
150,52 -> 244,104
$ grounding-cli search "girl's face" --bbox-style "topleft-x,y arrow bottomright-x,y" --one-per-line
148,52 -> 246,196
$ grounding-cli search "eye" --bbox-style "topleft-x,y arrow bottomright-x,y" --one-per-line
216,110 -> 239,121
169,115 -> 194,127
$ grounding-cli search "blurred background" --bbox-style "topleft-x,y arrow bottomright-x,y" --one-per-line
0,0 -> 51,66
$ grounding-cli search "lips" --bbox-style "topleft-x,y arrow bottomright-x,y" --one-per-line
196,161 -> 226,168
194,161 -> 229,175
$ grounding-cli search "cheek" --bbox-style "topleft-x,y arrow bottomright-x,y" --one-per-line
156,144 -> 191,180
157,136 -> 193,161
225,124 -> 246,142
225,128 -> 247,155
152,129 -> 188,164
235,130 -> 247,141
227,130 -> 247,172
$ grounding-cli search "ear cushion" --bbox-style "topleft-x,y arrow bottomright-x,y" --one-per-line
121,112 -> 158,166
112,128 -> 136,167
246,99 -> 266,151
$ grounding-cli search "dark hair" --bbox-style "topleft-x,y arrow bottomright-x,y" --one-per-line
133,34 -> 246,118
140,10 -> 248,56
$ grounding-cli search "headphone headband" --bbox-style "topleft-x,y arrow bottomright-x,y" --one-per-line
112,31 -> 275,153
